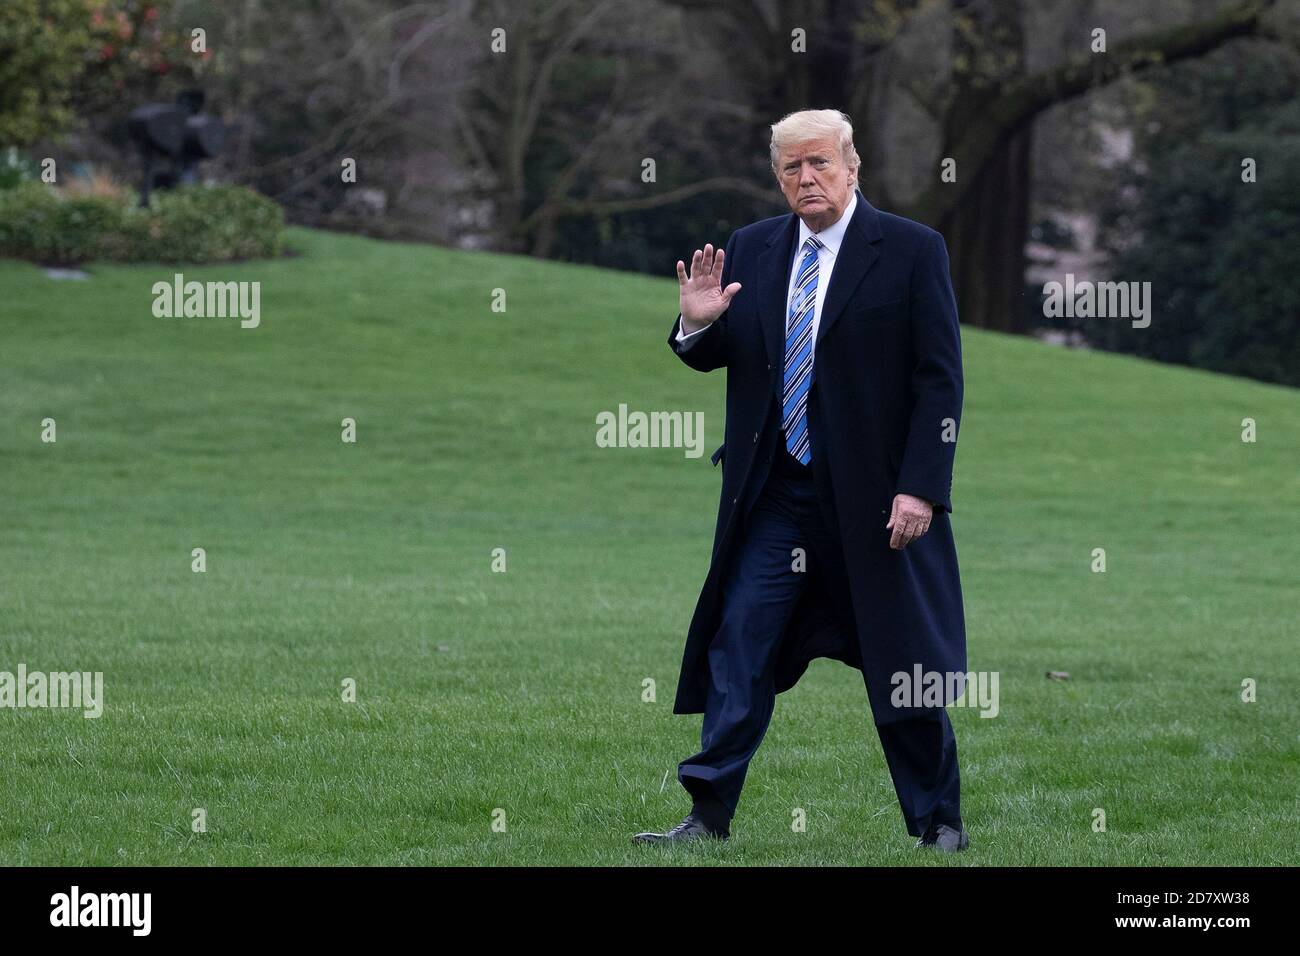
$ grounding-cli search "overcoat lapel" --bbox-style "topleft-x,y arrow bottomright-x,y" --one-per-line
816,192 -> 882,348
756,214 -> 798,372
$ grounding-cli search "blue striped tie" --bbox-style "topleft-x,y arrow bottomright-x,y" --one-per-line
782,235 -> 823,464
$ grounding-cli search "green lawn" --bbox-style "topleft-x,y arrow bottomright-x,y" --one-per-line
1,226 -> 1297,865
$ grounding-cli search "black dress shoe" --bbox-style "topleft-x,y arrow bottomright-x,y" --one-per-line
915,822 -> 969,852
633,811 -> 730,844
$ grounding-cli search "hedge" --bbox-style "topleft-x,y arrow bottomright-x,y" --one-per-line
0,182 -> 284,265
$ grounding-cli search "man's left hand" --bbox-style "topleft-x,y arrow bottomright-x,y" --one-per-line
886,493 -> 934,550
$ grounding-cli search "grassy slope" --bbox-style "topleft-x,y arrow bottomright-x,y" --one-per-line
0,226 -> 1297,865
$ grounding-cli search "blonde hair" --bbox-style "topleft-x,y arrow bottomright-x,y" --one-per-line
769,109 -> 860,180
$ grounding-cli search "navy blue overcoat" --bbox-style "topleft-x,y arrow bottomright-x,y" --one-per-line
667,187 -> 967,724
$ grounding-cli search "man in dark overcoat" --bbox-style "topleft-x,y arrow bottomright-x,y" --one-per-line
634,108 -> 969,852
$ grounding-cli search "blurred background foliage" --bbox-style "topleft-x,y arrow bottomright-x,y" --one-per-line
2,0 -> 1298,383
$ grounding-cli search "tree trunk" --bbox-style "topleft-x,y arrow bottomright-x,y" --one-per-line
941,124 -> 1032,333
904,0 -> 1273,331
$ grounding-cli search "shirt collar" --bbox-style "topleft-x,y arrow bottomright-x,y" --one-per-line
797,188 -> 857,257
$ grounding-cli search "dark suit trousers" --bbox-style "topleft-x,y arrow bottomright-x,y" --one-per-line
677,446 -> 963,837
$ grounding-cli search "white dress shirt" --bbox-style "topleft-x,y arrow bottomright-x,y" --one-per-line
676,189 -> 858,357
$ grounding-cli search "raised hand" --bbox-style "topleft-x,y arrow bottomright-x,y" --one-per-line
677,243 -> 742,333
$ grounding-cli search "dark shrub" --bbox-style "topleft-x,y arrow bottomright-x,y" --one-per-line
0,182 -> 283,265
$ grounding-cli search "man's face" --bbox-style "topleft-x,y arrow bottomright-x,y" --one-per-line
776,136 -> 856,232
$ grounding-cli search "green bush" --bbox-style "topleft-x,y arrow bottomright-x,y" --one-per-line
135,185 -> 285,263
0,181 -> 284,265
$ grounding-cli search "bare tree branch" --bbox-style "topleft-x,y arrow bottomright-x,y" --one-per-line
907,0 -> 1279,224
527,176 -> 786,222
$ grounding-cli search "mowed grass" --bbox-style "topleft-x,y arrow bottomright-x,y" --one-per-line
1,226 -> 1297,866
